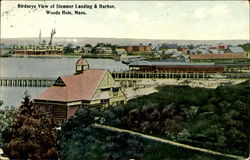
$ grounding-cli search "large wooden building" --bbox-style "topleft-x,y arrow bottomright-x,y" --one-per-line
189,53 -> 248,64
117,45 -> 152,53
14,44 -> 64,55
34,58 -> 126,122
129,61 -> 225,73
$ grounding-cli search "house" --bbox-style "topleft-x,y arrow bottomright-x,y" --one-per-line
117,45 -> 152,53
188,49 -> 198,54
209,49 -> 219,54
115,49 -> 127,55
160,44 -> 178,52
96,47 -> 113,54
210,45 -> 227,50
177,46 -> 188,53
227,47 -> 244,54
198,49 -> 209,54
33,58 -> 126,122
83,47 -> 92,53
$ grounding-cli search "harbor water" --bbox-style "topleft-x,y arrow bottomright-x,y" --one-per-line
0,57 -> 129,108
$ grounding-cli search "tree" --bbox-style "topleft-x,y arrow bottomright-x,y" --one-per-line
58,108 -> 145,160
7,94 -> 57,159
187,44 -> 194,49
63,43 -> 74,54
0,107 -> 18,151
58,108 -> 102,160
84,44 -> 92,48
101,132 -> 144,160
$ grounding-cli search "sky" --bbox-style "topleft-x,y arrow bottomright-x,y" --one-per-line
1,1 -> 249,40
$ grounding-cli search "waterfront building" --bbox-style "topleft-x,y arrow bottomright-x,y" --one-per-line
115,49 -> 127,55
189,53 -> 248,64
34,58 -> 126,122
117,45 -> 152,53
128,61 -> 225,73
14,44 -> 64,55
95,47 -> 113,54
160,44 -> 178,52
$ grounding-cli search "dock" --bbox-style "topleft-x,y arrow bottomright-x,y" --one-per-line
0,71 -> 249,87
0,77 -> 56,87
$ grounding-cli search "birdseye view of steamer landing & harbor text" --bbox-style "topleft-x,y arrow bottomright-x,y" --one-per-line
0,1 -> 250,160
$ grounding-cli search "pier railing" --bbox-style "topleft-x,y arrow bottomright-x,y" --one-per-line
0,77 -> 56,87
0,72 -> 249,87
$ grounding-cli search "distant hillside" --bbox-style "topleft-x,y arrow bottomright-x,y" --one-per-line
1,37 -> 249,47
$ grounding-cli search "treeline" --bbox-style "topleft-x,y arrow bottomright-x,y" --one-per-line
102,81 -> 250,157
239,43 -> 250,52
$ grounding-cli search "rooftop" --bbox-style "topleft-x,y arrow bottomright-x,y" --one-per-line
190,53 -> 247,60
228,47 -> 244,53
129,60 -> 215,66
35,69 -> 107,102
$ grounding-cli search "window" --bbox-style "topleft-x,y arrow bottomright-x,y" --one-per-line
112,88 -> 119,92
101,88 -> 110,92
101,99 -> 109,104
112,88 -> 119,96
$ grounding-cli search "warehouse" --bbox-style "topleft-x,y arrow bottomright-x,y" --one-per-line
129,61 -> 225,73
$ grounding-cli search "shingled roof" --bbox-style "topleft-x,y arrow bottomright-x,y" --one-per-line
35,69 -> 107,102
190,53 -> 247,60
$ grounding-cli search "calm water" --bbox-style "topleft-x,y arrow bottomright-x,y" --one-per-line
0,57 -> 129,108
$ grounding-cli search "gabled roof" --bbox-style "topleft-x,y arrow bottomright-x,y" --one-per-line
115,49 -> 127,54
190,53 -> 247,60
35,70 -> 107,102
229,47 -> 244,53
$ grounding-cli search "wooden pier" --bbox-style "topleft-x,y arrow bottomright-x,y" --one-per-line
0,77 -> 56,87
112,71 -> 212,80
0,71 -> 249,87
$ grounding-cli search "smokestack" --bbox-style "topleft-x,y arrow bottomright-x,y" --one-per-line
39,29 -> 41,45
48,28 -> 56,46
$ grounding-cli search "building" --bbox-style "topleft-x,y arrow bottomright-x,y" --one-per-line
95,47 -> 113,54
14,29 -> 64,55
177,46 -> 188,53
14,44 -> 64,55
115,49 -> 127,55
160,44 -> 178,52
189,53 -> 248,64
209,45 -> 228,50
34,58 -> 126,122
117,45 -> 152,53
129,61 -> 225,73
227,47 -> 244,54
